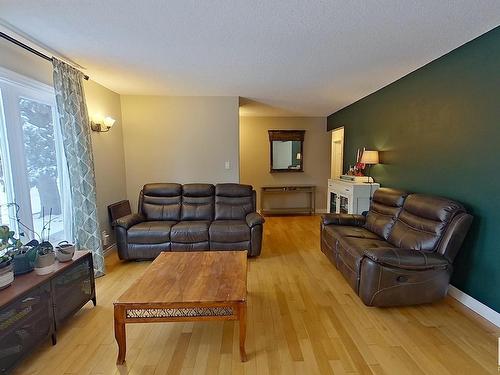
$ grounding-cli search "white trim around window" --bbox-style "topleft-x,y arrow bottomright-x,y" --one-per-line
0,66 -> 72,243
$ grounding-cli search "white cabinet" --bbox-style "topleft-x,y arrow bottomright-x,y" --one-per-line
327,179 -> 380,214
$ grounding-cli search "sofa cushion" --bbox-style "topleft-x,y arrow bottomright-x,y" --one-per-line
128,221 -> 176,244
215,184 -> 254,220
140,183 -> 182,221
364,188 -> 408,240
171,221 -> 210,243
338,237 -> 395,270
171,242 -> 209,251
324,225 -> 380,243
210,241 -> 250,251
337,236 -> 395,292
388,194 -> 465,251
127,243 -> 170,259
181,184 -> 215,221
209,220 -> 250,243
143,183 -> 182,197
322,213 -> 366,226
216,183 -> 253,197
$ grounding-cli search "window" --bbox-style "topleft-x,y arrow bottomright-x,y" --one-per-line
0,67 -> 72,244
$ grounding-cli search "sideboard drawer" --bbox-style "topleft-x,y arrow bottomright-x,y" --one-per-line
0,284 -> 52,372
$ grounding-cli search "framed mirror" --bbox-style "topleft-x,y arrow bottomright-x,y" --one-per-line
268,130 -> 305,172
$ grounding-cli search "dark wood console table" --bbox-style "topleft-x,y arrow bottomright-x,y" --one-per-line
0,251 -> 95,373
261,185 -> 316,215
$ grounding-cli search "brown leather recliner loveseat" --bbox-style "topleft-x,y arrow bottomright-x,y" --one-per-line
115,183 -> 264,260
320,188 -> 473,307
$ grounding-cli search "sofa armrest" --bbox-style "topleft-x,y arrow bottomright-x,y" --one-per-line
246,212 -> 265,228
114,213 -> 145,230
363,247 -> 450,270
321,213 -> 366,226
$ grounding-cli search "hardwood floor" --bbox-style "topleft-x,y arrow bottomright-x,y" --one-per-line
14,216 -> 499,374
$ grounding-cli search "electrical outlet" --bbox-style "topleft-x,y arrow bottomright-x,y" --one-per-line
225,161 -> 231,170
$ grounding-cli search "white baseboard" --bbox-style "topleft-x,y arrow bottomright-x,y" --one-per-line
448,285 -> 500,327
103,243 -> 116,257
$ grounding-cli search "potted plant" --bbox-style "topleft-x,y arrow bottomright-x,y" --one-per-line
3,204 -> 59,276
34,241 -> 55,275
0,225 -> 22,289
0,253 -> 13,290
55,241 -> 75,262
12,240 -> 38,275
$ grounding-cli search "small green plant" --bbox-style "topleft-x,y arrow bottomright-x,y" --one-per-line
37,241 -> 54,256
0,225 -> 22,265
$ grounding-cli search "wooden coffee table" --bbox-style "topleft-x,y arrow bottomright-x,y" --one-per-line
113,251 -> 248,364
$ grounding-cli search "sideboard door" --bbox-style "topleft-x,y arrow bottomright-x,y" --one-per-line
0,283 -> 53,372
52,255 -> 94,327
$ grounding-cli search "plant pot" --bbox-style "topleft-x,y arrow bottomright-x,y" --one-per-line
34,252 -> 55,275
0,261 -> 14,290
55,242 -> 75,262
13,247 -> 37,275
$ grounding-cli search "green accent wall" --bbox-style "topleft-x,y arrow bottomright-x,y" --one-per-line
327,26 -> 500,312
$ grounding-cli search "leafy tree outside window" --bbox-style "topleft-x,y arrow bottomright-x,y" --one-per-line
19,98 -> 62,217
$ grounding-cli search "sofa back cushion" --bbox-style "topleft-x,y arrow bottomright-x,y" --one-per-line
140,183 -> 182,221
364,188 -> 408,239
215,183 -> 254,220
387,194 -> 465,252
181,184 -> 215,221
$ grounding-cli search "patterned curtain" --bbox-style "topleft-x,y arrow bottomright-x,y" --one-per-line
52,58 -> 105,276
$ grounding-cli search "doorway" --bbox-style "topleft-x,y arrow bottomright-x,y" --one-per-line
330,127 -> 344,179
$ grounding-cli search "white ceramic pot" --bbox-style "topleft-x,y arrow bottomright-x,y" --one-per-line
34,252 -> 55,275
55,242 -> 75,262
0,262 -> 14,289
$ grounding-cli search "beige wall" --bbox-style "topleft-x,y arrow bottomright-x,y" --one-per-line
240,116 -> 330,212
0,40 -> 127,244
83,81 -> 127,244
0,39 -> 53,86
120,95 -> 240,209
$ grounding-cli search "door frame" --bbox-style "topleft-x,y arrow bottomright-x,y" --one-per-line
330,126 -> 344,179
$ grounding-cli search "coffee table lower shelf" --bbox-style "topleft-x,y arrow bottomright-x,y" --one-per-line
113,301 -> 247,364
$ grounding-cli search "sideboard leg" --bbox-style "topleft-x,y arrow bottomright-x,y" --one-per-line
51,333 -> 57,345
92,296 -> 97,306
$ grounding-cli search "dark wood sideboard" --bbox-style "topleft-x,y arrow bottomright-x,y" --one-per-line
0,251 -> 96,373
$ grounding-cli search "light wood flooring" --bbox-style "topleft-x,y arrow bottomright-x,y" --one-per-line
14,215 -> 499,374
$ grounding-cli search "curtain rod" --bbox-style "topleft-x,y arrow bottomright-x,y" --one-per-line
0,31 -> 89,80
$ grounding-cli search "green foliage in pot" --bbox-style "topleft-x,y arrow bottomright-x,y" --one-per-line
12,244 -> 38,275
0,225 -> 22,266
37,241 -> 54,256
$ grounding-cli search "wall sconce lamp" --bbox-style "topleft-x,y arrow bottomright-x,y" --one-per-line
90,114 -> 116,132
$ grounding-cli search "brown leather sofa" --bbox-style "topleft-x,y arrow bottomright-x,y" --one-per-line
320,188 -> 473,307
115,183 -> 264,260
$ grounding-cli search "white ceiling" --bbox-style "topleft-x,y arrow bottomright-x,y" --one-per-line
0,1 -> 499,116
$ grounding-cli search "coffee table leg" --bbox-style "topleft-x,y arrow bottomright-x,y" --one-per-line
114,305 -> 126,365
238,302 -> 247,362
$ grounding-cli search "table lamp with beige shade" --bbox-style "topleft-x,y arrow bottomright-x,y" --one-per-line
360,150 -> 379,183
